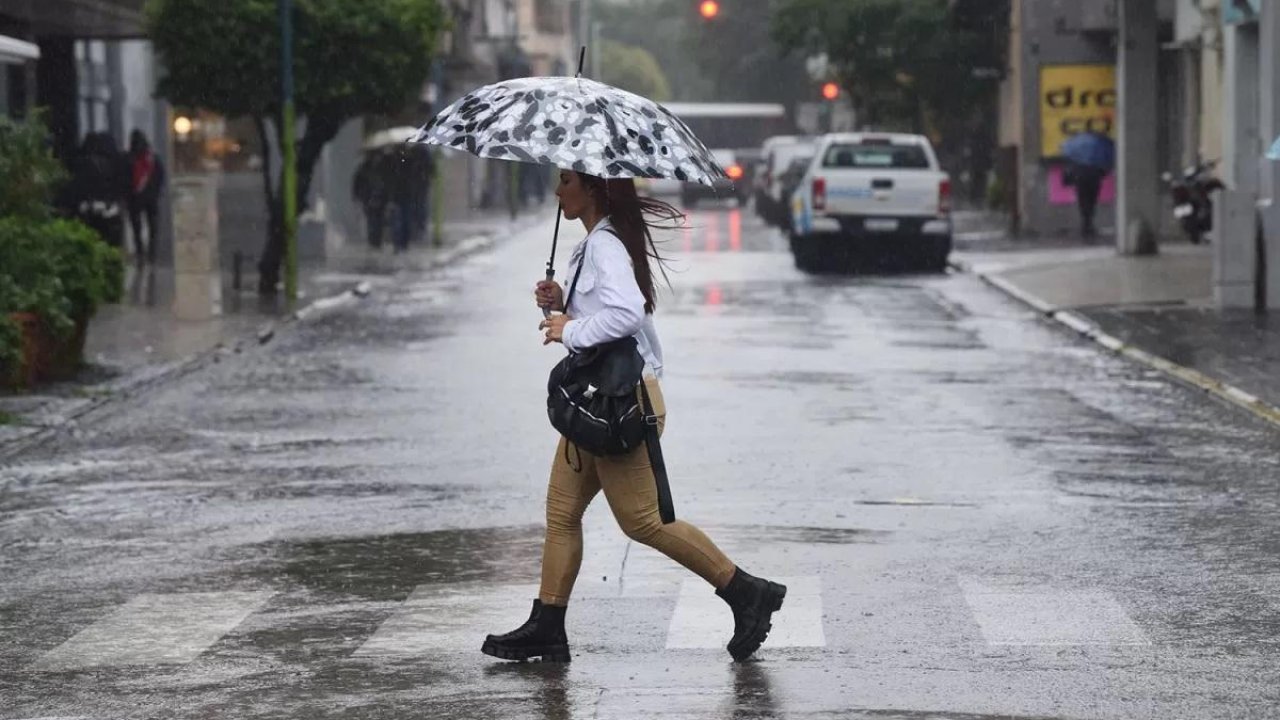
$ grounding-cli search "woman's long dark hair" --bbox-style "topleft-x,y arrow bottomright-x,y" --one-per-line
577,174 -> 681,314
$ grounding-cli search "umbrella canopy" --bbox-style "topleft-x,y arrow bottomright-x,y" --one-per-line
363,126 -> 419,151
1060,131 -> 1115,171
410,76 -> 727,186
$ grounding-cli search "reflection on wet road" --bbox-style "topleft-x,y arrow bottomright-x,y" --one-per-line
2,204 -> 1280,718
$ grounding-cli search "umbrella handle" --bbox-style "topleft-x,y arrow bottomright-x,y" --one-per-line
541,266 -> 554,319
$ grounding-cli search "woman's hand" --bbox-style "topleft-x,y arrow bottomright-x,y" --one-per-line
539,314 -> 571,345
535,279 -> 564,312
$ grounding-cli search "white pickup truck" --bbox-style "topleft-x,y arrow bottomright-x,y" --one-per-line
788,133 -> 952,273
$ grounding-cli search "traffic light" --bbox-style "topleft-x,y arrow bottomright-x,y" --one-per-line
821,82 -> 839,101
699,0 -> 720,19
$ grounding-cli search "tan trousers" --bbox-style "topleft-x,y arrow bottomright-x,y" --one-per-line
539,378 -> 738,606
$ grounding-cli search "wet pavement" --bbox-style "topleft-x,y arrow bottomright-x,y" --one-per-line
3,202 -> 1280,718
0,211 -> 527,453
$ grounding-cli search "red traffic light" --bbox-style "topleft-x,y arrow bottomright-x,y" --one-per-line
699,0 -> 720,19
821,82 -> 840,101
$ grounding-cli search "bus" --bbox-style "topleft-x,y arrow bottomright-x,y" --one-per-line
661,102 -> 792,154
639,102 -> 792,196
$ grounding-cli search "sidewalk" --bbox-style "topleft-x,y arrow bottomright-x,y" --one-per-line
0,208 -> 534,454
953,240 -> 1280,428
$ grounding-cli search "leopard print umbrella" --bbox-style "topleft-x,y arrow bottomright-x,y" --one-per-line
411,77 -> 728,186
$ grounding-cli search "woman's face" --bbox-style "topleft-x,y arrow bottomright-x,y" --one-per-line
556,171 -> 597,221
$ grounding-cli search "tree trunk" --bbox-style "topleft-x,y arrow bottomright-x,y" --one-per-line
255,116 -> 284,295
257,112 -> 344,295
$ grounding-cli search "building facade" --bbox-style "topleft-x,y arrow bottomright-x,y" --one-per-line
998,0 -> 1184,238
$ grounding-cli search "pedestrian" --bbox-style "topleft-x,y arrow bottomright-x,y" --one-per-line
408,146 -> 434,244
1060,128 -> 1114,240
353,150 -> 389,249
67,132 -> 128,250
1066,158 -> 1107,239
483,170 -> 786,664
127,130 -> 165,263
387,150 -> 416,253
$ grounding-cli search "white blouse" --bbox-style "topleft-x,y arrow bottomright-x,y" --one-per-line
560,218 -> 665,378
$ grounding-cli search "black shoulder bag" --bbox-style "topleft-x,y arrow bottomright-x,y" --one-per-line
546,230 -> 676,524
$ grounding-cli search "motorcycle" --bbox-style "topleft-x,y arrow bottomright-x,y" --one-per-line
1162,160 -> 1224,245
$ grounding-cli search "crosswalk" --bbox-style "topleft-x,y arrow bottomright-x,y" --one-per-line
21,576 -> 1160,672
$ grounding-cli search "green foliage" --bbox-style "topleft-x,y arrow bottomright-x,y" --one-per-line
596,0 -> 810,105
601,41 -> 672,103
147,0 -> 447,121
0,114 -> 67,220
772,0 -> 1008,133
0,218 -> 123,373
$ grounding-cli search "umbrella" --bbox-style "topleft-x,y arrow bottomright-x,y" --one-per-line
362,126 -> 419,151
410,49 -> 726,314
1060,131 -> 1115,171
411,78 -> 726,186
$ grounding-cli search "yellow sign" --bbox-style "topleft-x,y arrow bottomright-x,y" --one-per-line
1040,65 -> 1116,157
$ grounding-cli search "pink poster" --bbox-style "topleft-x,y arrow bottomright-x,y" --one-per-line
1047,166 -> 1116,205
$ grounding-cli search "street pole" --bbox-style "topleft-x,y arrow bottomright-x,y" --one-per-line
280,0 -> 298,306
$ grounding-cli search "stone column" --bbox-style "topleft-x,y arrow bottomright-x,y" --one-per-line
1118,0 -> 1161,255
1216,20 -> 1261,307
170,176 -> 223,321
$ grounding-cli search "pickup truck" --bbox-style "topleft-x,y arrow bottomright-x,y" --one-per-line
788,133 -> 952,273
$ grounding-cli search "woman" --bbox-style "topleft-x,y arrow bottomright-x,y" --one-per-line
481,170 -> 786,664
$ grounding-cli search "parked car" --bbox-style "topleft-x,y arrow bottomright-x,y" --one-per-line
757,137 -> 817,227
788,132 -> 952,273
777,155 -> 814,226
681,149 -> 750,207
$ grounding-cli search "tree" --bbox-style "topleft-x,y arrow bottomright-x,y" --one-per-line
147,0 -> 447,293
601,41 -> 672,102
680,0 -> 812,107
772,0 -> 1008,199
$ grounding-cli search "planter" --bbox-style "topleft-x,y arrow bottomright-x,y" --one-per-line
41,313 -> 89,382
3,312 -> 42,390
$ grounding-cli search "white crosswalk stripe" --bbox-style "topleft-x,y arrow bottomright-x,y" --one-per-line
665,576 -> 825,650
355,584 -> 538,657
961,579 -> 1150,646
22,576 -> 1163,669
30,592 -> 275,671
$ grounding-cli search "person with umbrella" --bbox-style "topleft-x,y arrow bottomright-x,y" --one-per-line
1060,125 -> 1116,239
412,71 -> 787,663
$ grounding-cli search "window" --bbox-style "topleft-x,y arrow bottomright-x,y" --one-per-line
822,143 -> 930,170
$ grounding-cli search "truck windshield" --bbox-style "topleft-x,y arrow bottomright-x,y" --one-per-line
822,143 -> 930,170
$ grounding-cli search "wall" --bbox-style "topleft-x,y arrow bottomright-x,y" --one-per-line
1016,0 -> 1119,236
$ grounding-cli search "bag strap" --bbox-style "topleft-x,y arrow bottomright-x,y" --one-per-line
639,380 -> 676,525
563,226 -> 619,312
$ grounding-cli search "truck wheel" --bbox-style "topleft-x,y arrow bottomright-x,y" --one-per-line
792,235 -> 815,273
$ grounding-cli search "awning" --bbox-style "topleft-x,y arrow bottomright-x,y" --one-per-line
0,34 -> 41,65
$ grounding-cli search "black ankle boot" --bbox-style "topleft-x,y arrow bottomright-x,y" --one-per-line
715,568 -> 786,661
481,599 -> 571,662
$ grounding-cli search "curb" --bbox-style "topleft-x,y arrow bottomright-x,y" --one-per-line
949,259 -> 1280,431
0,232 -> 500,461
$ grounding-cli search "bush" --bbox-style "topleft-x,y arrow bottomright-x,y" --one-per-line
0,114 -> 67,220
0,218 -> 123,378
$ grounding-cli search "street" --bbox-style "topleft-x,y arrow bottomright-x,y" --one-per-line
3,205 -> 1280,719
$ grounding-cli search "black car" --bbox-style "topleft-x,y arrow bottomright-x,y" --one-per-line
681,149 -> 751,207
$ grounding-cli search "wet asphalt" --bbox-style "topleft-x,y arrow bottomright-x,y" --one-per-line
3,203 -> 1280,719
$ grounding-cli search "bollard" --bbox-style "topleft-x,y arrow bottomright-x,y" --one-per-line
171,176 -> 223,320
232,251 -> 242,291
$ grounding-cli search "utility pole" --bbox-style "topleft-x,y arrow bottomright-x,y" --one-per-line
280,0 -> 298,305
